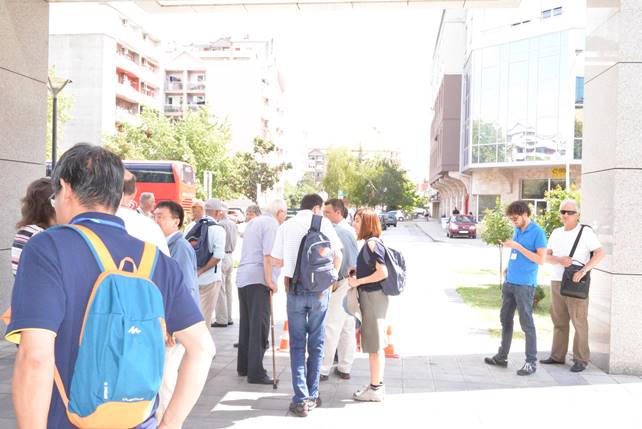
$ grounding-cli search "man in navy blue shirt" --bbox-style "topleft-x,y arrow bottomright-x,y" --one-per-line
485,200 -> 547,376
6,143 -> 215,429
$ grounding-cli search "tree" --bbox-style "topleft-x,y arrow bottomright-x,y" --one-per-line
105,108 -> 235,199
480,200 -> 514,288
230,137 -> 291,202
322,148 -> 354,199
47,67 -> 74,159
535,184 -> 582,238
285,172 -> 318,209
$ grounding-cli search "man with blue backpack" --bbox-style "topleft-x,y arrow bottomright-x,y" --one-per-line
6,144 -> 215,429
271,194 -> 343,418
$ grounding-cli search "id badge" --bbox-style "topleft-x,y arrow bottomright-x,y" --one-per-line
510,251 -> 518,260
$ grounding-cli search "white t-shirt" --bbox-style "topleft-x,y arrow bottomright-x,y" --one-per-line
271,210 -> 343,278
116,207 -> 170,256
548,224 -> 602,281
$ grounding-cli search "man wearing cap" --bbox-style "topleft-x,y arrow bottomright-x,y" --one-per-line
198,199 -> 227,329
212,202 -> 239,328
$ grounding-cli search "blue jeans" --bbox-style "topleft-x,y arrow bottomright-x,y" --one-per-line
286,289 -> 330,404
498,282 -> 537,363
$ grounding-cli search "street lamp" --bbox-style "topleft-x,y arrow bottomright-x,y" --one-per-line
48,76 -> 71,172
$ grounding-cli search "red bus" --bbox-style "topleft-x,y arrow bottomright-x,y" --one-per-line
123,160 -> 196,216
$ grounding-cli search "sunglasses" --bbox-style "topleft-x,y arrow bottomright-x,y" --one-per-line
560,210 -> 577,215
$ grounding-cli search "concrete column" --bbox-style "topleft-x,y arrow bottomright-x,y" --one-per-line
0,0 -> 49,324
585,0 -> 642,374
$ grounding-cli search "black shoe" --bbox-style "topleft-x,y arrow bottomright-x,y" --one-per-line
334,368 -> 351,380
484,355 -> 508,368
570,361 -> 586,372
211,322 -> 228,328
233,342 -> 239,348
248,376 -> 278,385
319,374 -> 329,381
540,357 -> 565,365
228,321 -> 234,326
238,371 -> 247,377
517,362 -> 536,376
289,402 -> 308,417
307,396 -> 322,410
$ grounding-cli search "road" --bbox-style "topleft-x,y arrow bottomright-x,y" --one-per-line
1,220 -> 641,428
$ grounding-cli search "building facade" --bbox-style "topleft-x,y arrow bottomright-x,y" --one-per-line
48,2 -> 163,152
430,1 -> 585,218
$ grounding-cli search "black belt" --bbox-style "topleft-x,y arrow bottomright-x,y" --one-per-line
225,251 -> 233,254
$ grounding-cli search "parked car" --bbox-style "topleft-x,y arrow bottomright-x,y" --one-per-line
382,211 -> 398,227
227,207 -> 245,224
379,213 -> 388,231
446,215 -> 477,239
388,210 -> 405,222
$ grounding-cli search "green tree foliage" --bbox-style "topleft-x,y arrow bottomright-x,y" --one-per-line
535,184 -> 582,238
285,172 -> 318,209
47,67 -> 74,159
480,200 -> 514,288
322,148 -> 353,199
231,137 -> 291,202
105,108 -> 234,198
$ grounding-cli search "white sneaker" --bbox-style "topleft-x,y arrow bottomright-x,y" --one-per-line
353,384 -> 385,402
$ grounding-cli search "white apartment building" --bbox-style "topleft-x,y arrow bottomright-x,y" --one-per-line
49,3 -> 163,152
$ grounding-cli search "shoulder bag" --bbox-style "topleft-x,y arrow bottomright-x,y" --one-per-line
560,225 -> 591,299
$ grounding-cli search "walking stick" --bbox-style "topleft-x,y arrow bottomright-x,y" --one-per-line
269,290 -> 277,390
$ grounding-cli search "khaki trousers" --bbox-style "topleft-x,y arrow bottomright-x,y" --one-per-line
157,344 -> 185,427
215,254 -> 234,324
550,280 -> 590,364
320,279 -> 356,376
199,280 -> 222,327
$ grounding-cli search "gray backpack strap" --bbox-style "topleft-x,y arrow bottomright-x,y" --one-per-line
310,214 -> 322,232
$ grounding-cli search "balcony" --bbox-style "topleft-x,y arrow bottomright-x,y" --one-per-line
115,107 -> 141,127
165,82 -> 184,92
116,54 -> 141,77
187,103 -> 205,112
140,93 -> 160,109
186,82 -> 206,92
165,104 -> 183,114
115,82 -> 141,104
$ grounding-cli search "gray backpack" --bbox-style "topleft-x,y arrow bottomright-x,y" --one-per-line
367,238 -> 406,296
291,215 -> 338,293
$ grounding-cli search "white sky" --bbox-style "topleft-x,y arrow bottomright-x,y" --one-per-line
148,7 -> 442,182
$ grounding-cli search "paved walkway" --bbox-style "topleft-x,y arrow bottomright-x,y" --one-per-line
1,221 -> 642,428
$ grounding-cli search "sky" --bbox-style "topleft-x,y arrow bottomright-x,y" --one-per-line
139,5 -> 442,182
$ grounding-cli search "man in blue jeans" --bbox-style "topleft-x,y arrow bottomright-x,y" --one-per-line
271,194 -> 343,417
485,200 -> 547,376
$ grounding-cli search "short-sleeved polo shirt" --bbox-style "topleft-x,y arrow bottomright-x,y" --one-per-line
197,216 -> 226,285
236,214 -> 280,288
506,220 -> 548,287
5,212 -> 203,429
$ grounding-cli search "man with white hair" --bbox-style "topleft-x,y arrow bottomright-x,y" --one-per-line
541,199 -> 604,372
138,192 -> 156,218
236,200 -> 287,384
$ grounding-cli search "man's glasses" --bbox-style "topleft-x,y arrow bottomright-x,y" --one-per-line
560,210 -> 577,215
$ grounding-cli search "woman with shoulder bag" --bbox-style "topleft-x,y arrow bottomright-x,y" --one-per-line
348,208 -> 389,402
540,199 -> 604,372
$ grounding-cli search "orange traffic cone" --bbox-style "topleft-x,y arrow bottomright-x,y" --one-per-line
278,320 -> 290,352
384,326 -> 398,359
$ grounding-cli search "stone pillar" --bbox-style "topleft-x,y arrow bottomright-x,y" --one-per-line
585,0 -> 642,374
0,0 -> 49,325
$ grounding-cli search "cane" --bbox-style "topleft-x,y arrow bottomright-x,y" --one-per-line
269,290 -> 277,390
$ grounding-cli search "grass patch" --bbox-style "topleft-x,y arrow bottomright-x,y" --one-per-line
488,328 -> 524,339
453,268 -> 498,276
456,284 -> 551,316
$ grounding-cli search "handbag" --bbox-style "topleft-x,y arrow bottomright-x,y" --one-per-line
560,225 -> 591,299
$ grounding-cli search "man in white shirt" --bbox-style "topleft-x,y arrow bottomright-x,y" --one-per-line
116,170 -> 170,256
541,199 -> 604,372
138,192 -> 156,218
271,194 -> 343,417
197,199 -> 227,330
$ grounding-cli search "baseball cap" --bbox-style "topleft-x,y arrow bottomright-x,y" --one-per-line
204,198 -> 227,211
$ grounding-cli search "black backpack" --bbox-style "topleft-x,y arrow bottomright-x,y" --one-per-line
185,218 -> 220,269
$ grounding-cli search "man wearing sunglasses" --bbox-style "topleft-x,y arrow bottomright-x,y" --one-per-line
541,199 -> 604,372
485,200 -> 547,376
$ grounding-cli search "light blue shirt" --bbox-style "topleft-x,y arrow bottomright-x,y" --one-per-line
506,221 -> 547,287
236,214 -> 280,288
197,216 -> 226,286
167,231 -> 200,307
335,219 -> 358,279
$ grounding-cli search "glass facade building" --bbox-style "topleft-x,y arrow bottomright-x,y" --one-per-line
461,30 -> 583,169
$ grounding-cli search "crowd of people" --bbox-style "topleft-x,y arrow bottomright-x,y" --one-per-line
4,142 -> 604,427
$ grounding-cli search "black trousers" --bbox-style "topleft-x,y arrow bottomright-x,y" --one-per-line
237,283 -> 271,381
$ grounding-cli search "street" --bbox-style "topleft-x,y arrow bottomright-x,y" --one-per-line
1,221 -> 641,428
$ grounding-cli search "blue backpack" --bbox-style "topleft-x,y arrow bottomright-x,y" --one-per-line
185,218 -> 220,269
291,215 -> 338,293
367,237 -> 407,296
54,225 -> 166,429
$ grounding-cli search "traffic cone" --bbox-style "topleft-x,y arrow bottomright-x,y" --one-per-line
384,326 -> 398,359
278,320 -> 290,352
